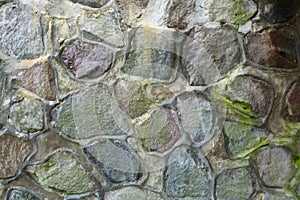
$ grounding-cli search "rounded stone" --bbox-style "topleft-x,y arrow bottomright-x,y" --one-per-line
104,187 -> 163,200
70,0 -> 109,8
7,189 -> 40,200
283,80 -> 300,122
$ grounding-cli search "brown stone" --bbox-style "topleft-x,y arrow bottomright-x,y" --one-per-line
245,26 -> 298,69
166,0 -> 195,29
283,80 -> 300,122
0,133 -> 33,179
13,62 -> 56,101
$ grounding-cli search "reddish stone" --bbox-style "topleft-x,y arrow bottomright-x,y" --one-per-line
283,80 -> 300,122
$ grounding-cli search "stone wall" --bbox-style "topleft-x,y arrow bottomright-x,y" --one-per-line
0,0 -> 299,199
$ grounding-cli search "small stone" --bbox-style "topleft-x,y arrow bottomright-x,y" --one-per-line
264,190 -> 294,200
252,146 -> 295,187
78,8 -> 125,47
209,0 -> 257,25
115,80 -> 152,119
136,107 -> 180,152
166,0 -> 195,29
13,62 -> 56,101
8,97 -> 44,134
61,40 -> 113,80
0,3 -> 45,59
283,80 -> 300,122
83,139 -> 144,183
104,187 -> 164,200
245,26 -> 298,69
56,84 -> 126,140
0,133 -> 33,179
223,121 -> 267,158
7,189 -> 40,200
70,0 -> 109,8
165,146 -> 213,198
261,0 -> 299,24
225,75 -> 273,119
177,92 -> 213,143
216,167 -> 254,199
27,151 -> 95,195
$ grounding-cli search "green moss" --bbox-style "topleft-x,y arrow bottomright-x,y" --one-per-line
229,0 -> 250,25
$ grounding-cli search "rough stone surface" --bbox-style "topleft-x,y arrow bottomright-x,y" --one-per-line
56,84 -> 125,139
283,80 -> 300,122
83,139 -> 144,183
13,62 -> 56,101
104,187 -> 163,200
8,97 -> 44,134
225,75 -> 273,119
70,0 -> 109,8
7,189 -> 39,200
165,146 -> 213,198
223,121 -> 267,157
0,133 -> 33,179
245,26 -> 298,69
136,107 -> 180,152
27,151 -> 95,195
216,167 -> 254,199
177,92 -> 213,143
252,146 -> 295,187
61,40 -> 113,80
0,3 -> 45,59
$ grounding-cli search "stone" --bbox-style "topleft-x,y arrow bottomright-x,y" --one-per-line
116,0 -> 149,26
0,3 -> 45,59
209,0 -> 257,25
115,80 -> 152,119
122,28 -> 178,82
261,0 -> 299,24
70,0 -> 109,8
216,167 -> 254,199
165,146 -> 213,198
27,151 -> 95,195
56,84 -> 126,140
8,96 -> 44,134
264,190 -> 294,200
61,40 -> 113,80
83,139 -> 144,183
7,189 -> 40,200
223,121 -> 267,158
225,75 -> 273,119
166,0 -> 195,29
177,92 -> 213,143
252,146 -> 295,187
136,107 -> 180,152
78,8 -> 125,47
104,187 -> 163,200
245,26 -> 298,69
283,80 -> 300,122
0,133 -> 33,179
13,62 -> 56,101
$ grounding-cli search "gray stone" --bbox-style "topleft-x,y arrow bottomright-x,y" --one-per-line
8,97 -> 44,134
61,40 -> 113,80
0,133 -> 33,179
104,187 -> 163,200
283,80 -> 300,122
0,3 -> 45,59
252,146 -> 295,187
216,167 -> 254,199
8,189 -> 39,200
209,0 -> 257,25
83,139 -> 144,183
223,121 -> 267,158
78,8 -> 125,47
177,92 -> 213,143
136,107 -> 180,152
115,80 -> 152,119
13,62 -> 56,101
165,146 -> 213,198
166,0 -> 195,29
245,26 -> 298,69
264,190 -> 294,200
27,151 -> 95,195
70,0 -> 109,8
56,84 -> 126,140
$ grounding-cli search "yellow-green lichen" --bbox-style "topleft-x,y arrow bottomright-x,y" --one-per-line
229,0 -> 251,25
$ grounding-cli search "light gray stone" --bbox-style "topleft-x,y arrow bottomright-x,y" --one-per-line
104,187 -> 163,200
